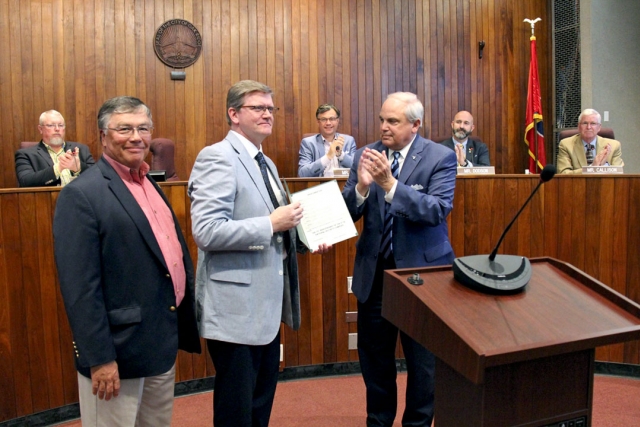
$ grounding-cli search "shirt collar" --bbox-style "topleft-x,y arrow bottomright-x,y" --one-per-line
231,130 -> 262,159
103,153 -> 150,184
43,140 -> 66,154
388,134 -> 416,160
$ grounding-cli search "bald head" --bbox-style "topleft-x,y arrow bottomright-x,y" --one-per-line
451,110 -> 475,142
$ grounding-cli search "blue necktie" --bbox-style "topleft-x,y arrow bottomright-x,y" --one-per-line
381,151 -> 400,259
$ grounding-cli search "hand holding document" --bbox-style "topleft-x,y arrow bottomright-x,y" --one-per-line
284,179 -> 358,252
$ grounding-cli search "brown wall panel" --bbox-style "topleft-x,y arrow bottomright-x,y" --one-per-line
0,0 -> 552,188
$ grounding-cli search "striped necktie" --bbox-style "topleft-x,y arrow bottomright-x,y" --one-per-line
381,151 -> 400,259
586,144 -> 594,165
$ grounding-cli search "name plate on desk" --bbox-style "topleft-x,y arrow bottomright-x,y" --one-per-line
457,166 -> 495,175
582,166 -> 624,174
333,168 -> 350,177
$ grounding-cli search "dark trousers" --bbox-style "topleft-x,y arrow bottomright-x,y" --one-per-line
357,256 -> 435,427
207,332 -> 281,427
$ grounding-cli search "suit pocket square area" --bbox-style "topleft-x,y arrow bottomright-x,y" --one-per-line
410,184 -> 424,190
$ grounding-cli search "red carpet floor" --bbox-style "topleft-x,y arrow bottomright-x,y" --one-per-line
56,373 -> 640,426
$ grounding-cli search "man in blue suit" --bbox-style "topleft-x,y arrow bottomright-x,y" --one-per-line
54,96 -> 200,426
343,92 -> 457,427
189,80 -> 330,426
298,103 -> 357,177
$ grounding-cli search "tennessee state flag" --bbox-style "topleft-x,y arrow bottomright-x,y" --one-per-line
524,35 -> 546,172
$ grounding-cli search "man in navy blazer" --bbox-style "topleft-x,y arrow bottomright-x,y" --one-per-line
440,110 -> 490,167
298,103 -> 357,177
53,97 -> 200,426
15,110 -> 95,187
343,92 -> 457,426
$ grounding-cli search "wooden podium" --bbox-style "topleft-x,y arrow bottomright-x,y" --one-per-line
382,258 -> 640,427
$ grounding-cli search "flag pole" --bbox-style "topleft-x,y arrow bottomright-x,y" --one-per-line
524,18 -> 543,174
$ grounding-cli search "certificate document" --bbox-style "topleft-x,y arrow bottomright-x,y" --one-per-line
284,179 -> 358,251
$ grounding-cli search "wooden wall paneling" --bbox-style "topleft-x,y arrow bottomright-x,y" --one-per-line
414,0 -> 426,133
556,178 -> 573,262
321,250 -> 337,363
449,180 -> 465,256
624,179 -> 640,364
9,0 -> 26,186
20,1 -> 35,154
10,193 -> 33,416
596,189 -> 620,360
31,2 -> 45,129
366,0 -> 377,143
569,178 -> 587,270
0,193 -> 18,420
338,0 -> 352,144
309,253 -> 326,366
516,177 -> 534,257
0,1 -> 12,186
35,193 -> 65,409
542,177 -> 559,259
475,178 -> 497,254
73,0 -> 86,143
432,0 -> 444,137
611,178 -> 630,298
334,236 -> 352,362
55,265 -> 78,406
488,177 -> 506,255
501,176 -> 519,257
20,193 -> 50,413
355,1 -> 366,148
83,0 -> 98,150
462,178 -> 478,256
444,0 -> 455,121
529,177 -> 545,256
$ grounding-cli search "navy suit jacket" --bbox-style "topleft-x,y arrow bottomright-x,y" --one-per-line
15,141 -> 95,187
440,137 -> 490,166
53,157 -> 200,379
342,136 -> 457,302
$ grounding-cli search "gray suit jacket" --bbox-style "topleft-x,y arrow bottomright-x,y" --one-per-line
188,131 -> 301,346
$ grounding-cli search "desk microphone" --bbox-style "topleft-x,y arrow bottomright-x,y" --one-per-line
452,164 -> 556,294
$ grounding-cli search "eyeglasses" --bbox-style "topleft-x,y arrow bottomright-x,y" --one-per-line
43,123 -> 66,129
105,126 -> 154,136
240,105 -> 279,114
317,117 -> 339,123
580,121 -> 600,127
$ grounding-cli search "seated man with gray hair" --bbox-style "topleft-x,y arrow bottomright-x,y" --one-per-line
557,108 -> 624,174
15,110 -> 95,187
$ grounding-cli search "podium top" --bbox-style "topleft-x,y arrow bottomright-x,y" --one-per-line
382,257 -> 640,384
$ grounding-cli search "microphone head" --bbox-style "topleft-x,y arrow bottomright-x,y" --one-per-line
540,164 -> 556,182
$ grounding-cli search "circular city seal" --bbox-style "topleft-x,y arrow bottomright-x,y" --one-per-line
154,19 -> 202,68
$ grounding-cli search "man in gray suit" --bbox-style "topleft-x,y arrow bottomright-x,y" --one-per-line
189,80 -> 329,427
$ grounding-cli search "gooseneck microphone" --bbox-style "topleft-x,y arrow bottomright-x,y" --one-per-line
452,165 -> 556,294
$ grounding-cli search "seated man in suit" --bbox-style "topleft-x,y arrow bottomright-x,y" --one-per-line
15,110 -> 95,187
298,104 -> 357,177
557,108 -> 624,174
440,110 -> 490,167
